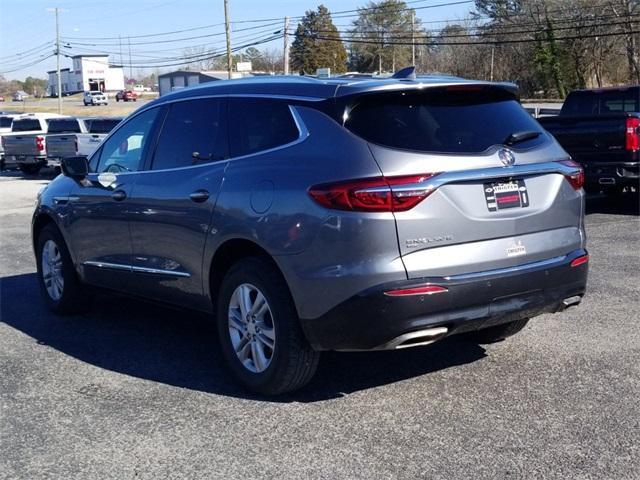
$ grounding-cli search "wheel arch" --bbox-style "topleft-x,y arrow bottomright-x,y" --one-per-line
207,238 -> 295,316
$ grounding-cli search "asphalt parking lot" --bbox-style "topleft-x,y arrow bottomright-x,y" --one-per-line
1,171 -> 638,479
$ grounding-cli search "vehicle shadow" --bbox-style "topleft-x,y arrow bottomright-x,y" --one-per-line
0,273 -> 486,403
585,191 -> 639,216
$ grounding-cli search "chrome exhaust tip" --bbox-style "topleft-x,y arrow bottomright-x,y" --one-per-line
562,295 -> 582,309
383,327 -> 449,350
599,177 -> 616,185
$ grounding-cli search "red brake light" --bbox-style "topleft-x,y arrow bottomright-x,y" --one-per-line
308,173 -> 439,212
626,117 -> 640,152
570,254 -> 589,268
559,159 -> 584,190
384,285 -> 448,297
36,136 -> 44,152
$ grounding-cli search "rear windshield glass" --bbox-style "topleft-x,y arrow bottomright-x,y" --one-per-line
87,119 -> 121,133
12,119 -> 41,132
0,117 -> 13,128
561,88 -> 639,115
344,88 -> 546,153
47,118 -> 81,133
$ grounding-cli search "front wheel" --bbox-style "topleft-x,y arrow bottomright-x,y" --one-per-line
217,257 -> 320,395
467,318 -> 529,344
36,224 -> 88,314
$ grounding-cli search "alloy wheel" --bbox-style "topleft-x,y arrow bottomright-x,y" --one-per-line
41,239 -> 64,301
228,283 -> 276,373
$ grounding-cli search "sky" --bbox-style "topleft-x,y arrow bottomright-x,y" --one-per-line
0,0 -> 475,80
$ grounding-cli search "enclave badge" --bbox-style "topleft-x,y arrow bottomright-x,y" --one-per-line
498,148 -> 516,167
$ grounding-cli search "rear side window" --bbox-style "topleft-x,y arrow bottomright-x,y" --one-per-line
12,119 -> 41,132
47,119 -> 81,133
562,89 -> 640,115
87,119 -> 121,133
151,98 -> 227,170
228,98 -> 299,157
344,88 -> 545,154
0,117 -> 12,128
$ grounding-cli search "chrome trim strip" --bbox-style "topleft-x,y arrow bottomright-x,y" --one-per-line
83,261 -> 191,278
83,260 -> 132,272
131,265 -> 191,277
409,161 -> 581,192
444,255 -> 568,281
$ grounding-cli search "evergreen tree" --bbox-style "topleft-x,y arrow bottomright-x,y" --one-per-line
290,5 -> 348,75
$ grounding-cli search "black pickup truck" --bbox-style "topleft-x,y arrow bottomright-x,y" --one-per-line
539,86 -> 639,195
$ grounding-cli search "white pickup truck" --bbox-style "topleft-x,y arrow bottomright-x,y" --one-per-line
46,117 -> 122,166
1,113 -> 63,174
0,114 -> 19,169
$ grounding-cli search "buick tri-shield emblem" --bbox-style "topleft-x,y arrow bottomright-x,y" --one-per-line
498,148 -> 516,167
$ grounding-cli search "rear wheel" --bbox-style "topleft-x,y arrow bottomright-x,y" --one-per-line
217,257 -> 320,395
19,164 -> 42,175
36,224 -> 88,314
468,318 -> 529,344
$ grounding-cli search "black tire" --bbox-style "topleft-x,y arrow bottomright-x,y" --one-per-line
19,164 -> 42,175
217,257 -> 320,395
468,318 -> 529,344
35,224 -> 88,315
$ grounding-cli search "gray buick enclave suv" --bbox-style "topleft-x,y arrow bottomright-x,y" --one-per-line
32,73 -> 589,394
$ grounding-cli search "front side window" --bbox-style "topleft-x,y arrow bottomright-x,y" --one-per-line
151,98 -> 227,170
228,98 -> 300,157
95,107 -> 160,173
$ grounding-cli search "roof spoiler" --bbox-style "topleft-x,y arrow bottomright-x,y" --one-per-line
391,66 -> 416,80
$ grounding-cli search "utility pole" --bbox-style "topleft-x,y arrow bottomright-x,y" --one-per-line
411,11 -> 415,66
119,35 -> 123,68
128,37 -> 132,81
55,7 -> 62,114
283,16 -> 290,75
490,45 -> 495,81
224,0 -> 232,79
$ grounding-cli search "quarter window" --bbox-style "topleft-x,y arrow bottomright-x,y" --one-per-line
151,98 -> 227,170
95,107 -> 160,173
228,98 -> 300,157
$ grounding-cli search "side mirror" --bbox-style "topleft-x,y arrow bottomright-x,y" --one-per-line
61,156 -> 89,179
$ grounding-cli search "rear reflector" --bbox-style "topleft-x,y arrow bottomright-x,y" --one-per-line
309,173 -> 440,212
570,254 -> 589,267
626,117 -> 640,152
384,285 -> 448,297
559,159 -> 584,190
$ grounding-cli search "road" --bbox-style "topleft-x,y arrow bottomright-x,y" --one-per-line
0,172 -> 638,479
1,94 -> 157,117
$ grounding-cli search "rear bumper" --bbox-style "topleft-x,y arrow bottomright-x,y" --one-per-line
14,155 -> 46,165
300,249 -> 589,351
583,161 -> 639,187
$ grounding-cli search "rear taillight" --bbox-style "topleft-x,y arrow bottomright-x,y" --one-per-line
559,159 -> 584,190
308,173 -> 440,212
384,285 -> 448,297
75,137 -> 78,153
36,136 -> 44,152
626,117 -> 640,152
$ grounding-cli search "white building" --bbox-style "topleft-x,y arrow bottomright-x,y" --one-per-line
47,55 -> 125,96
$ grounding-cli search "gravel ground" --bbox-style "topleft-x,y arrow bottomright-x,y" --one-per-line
1,171 -> 638,480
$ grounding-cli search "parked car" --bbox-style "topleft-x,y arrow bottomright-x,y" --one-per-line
539,85 -> 639,195
46,117 -> 122,165
32,74 -> 589,394
0,114 -> 18,169
83,91 -> 108,106
2,113 -> 63,174
133,84 -> 151,93
115,90 -> 137,102
12,90 -> 28,102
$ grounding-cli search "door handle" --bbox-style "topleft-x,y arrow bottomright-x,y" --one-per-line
189,190 -> 210,203
111,190 -> 127,201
